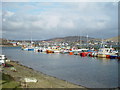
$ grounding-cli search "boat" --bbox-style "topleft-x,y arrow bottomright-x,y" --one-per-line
106,55 -> 110,58
89,51 -> 98,57
22,46 -> 34,51
60,49 -> 69,54
22,31 -> 35,51
22,43 -> 35,51
97,54 -> 106,58
69,51 -> 73,55
0,55 -> 7,60
78,49 -> 89,57
23,48 -> 29,51
0,55 -> 6,66
54,50 -> 60,53
110,55 -> 118,59
117,56 -> 120,60
46,50 -> 54,53
73,51 -> 82,55
52,49 -> 60,53
28,48 -> 34,51
97,48 -> 118,58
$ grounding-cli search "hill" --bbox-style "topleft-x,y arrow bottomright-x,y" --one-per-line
45,36 -> 100,42
105,36 -> 120,42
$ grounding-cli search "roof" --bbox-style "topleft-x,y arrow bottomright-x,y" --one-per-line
10,42 -> 17,43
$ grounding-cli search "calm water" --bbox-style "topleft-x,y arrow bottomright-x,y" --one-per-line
2,47 -> 118,88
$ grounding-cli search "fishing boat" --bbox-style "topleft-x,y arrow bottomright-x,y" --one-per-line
73,51 -> 82,55
97,48 -> 117,58
46,50 -> 54,53
60,49 -> 70,54
54,50 -> 60,53
89,51 -> 98,57
22,45 -> 34,51
28,48 -> 34,51
97,54 -> 106,58
110,55 -> 118,59
78,49 -> 89,57
22,30 -> 35,51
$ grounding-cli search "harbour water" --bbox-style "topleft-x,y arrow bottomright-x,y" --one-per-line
2,47 -> 118,88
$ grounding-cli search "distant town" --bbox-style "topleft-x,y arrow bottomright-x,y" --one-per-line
0,35 -> 119,50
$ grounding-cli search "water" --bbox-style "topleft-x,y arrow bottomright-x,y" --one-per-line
2,47 -> 118,88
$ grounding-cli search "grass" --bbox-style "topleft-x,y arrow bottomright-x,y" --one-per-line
2,81 -> 20,88
0,73 -> 21,89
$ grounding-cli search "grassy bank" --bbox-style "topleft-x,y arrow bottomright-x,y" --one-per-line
1,60 -> 86,88
0,73 -> 20,88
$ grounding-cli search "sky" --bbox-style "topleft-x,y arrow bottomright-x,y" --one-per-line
1,1 -> 118,40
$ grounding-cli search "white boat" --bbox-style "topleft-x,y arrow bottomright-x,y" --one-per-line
23,48 -> 28,51
97,48 -> 117,58
0,55 -> 6,65
60,49 -> 69,54
0,55 -> 6,60
54,50 -> 60,53
24,78 -> 37,83
77,49 -> 88,52
22,45 -> 35,51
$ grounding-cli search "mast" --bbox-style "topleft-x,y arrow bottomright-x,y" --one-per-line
79,33 -> 82,48
101,38 -> 104,48
30,29 -> 33,46
110,45 -> 112,48
79,35 -> 81,47
86,34 -> 88,48
80,36 -> 82,48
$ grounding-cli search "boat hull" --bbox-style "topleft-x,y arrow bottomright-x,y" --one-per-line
97,54 -> 106,58
46,50 -> 54,53
28,49 -> 34,51
110,55 -> 118,59
106,55 -> 110,58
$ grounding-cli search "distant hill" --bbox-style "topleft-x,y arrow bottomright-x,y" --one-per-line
1,36 -> 119,43
45,36 -> 100,42
105,36 -> 120,42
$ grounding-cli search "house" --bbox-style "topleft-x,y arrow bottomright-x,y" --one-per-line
10,42 -> 17,46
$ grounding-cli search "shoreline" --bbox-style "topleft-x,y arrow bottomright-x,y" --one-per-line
0,45 -> 20,47
2,59 -> 87,88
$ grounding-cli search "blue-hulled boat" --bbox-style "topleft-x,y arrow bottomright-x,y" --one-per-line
28,48 -> 34,51
110,55 -> 118,59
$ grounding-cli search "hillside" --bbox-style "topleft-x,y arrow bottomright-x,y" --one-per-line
1,36 -> 119,43
105,36 -> 120,42
45,36 -> 100,42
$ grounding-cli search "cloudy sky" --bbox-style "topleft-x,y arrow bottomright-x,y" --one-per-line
2,1 -> 118,40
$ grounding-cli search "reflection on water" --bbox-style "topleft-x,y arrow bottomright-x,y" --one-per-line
2,47 -> 118,88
